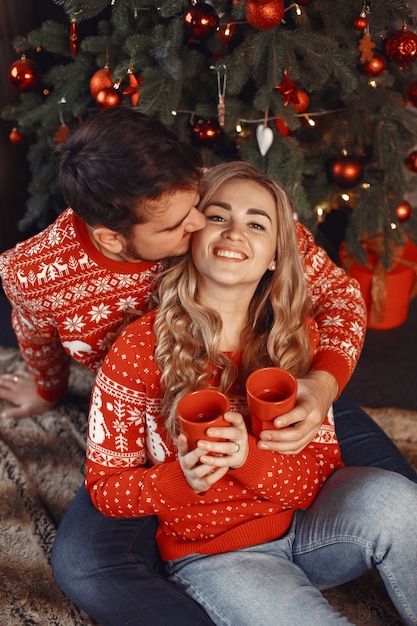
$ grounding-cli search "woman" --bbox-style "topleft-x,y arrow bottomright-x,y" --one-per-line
86,162 -> 417,625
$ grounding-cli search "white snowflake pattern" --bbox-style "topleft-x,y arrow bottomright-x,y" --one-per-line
321,314 -> 345,328
141,267 -> 161,281
88,303 -> 112,322
126,407 -> 144,427
116,275 -> 140,288
113,419 -> 128,434
70,282 -> 90,300
116,297 -> 140,311
330,296 -> 349,309
48,292 -> 67,308
48,230 -> 63,247
63,313 -> 86,333
91,277 -> 113,294
96,337 -> 110,351
27,245 -> 42,257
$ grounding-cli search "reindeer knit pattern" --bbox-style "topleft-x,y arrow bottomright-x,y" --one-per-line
0,209 -> 162,401
85,309 -> 344,561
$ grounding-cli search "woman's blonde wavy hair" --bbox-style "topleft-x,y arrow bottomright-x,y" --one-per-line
153,161 -> 313,439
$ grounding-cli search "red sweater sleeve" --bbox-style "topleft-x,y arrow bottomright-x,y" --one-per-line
1,253 -> 71,402
88,426 -> 341,519
85,316 -> 183,518
297,222 -> 367,395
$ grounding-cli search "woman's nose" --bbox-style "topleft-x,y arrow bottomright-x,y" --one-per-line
222,221 -> 244,239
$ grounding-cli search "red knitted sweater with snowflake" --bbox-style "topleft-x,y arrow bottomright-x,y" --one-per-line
85,309 -> 344,561
0,209 -> 162,401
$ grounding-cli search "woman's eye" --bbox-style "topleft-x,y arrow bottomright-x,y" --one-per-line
249,222 -> 266,230
206,214 -> 225,222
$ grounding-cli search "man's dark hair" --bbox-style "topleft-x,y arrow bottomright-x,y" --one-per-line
58,107 -> 203,233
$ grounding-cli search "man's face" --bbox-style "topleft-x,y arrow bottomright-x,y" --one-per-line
120,187 -> 205,261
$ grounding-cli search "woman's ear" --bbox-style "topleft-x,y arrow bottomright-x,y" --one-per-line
91,227 -> 125,254
268,259 -> 276,271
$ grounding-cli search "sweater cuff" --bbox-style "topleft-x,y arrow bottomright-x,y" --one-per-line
228,436 -> 270,485
155,461 -> 205,505
36,383 -> 68,403
311,350 -> 352,398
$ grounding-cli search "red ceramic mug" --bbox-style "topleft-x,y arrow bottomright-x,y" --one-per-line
177,389 -> 231,451
246,367 -> 297,437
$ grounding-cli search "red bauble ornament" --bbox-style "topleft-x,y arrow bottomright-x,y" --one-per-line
385,28 -> 417,67
90,68 -> 113,99
354,17 -> 368,31
9,127 -> 22,143
8,56 -> 41,92
291,89 -> 310,113
395,200 -> 412,221
184,2 -> 219,41
246,0 -> 284,30
95,86 -> 122,110
192,118 -> 222,148
407,80 -> 417,107
405,151 -> 417,173
361,52 -> 387,76
275,118 -> 291,136
329,155 -> 364,188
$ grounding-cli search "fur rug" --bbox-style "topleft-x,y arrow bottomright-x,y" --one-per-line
0,346 -> 415,626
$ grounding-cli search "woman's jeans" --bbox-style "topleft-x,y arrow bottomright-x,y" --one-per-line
51,395 -> 417,625
166,467 -> 417,626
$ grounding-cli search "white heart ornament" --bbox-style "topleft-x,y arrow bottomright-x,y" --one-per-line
256,124 -> 274,156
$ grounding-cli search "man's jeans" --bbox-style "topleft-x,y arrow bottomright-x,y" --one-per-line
334,394 -> 417,482
51,487 -> 213,626
166,467 -> 417,625
51,394 -> 417,625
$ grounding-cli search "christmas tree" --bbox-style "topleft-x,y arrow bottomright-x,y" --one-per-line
3,0 -> 417,270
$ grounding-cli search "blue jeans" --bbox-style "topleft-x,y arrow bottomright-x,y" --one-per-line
51,486 -> 213,626
166,467 -> 417,626
51,395 -> 417,625
334,395 -> 417,482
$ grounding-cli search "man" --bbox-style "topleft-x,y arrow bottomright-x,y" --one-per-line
0,107 -> 415,626
0,107 -> 204,418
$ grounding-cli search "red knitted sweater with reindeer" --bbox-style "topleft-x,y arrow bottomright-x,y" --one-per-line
0,209 -> 162,401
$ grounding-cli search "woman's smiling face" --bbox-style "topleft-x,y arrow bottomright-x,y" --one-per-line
192,178 -> 278,290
